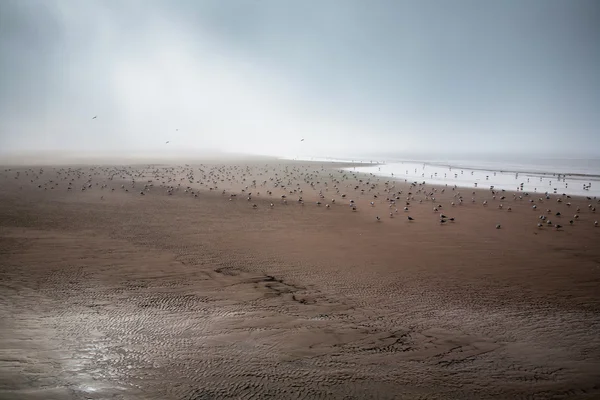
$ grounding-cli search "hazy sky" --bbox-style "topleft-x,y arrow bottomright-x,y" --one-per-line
1,0 -> 599,158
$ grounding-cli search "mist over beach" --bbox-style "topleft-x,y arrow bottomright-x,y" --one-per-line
1,1 -> 600,399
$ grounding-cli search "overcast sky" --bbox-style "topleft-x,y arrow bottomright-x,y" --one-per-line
0,0 -> 599,159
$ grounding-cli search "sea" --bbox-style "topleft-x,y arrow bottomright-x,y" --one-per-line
280,155 -> 600,197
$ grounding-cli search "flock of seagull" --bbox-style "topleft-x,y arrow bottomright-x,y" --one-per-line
4,162 -> 599,232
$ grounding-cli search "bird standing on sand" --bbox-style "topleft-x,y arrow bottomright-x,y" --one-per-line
376,216 -> 381,222
407,216 -> 414,221
496,224 -> 501,229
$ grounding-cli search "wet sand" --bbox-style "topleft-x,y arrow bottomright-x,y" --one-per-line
1,159 -> 599,399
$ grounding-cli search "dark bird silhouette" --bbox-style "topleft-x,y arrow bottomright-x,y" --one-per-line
300,138 -> 304,142
165,141 -> 170,144
92,116 -> 97,119
407,216 -> 414,221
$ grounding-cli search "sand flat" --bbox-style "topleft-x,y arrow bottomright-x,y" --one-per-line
1,160 -> 600,399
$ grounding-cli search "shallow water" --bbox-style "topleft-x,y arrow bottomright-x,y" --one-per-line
281,156 -> 600,197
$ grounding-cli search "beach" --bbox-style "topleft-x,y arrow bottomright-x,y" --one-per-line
1,158 -> 600,399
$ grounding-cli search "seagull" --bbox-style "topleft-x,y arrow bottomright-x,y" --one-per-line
496,224 -> 501,229
92,116 -> 97,119
407,216 -> 414,221
376,216 -> 381,222
166,141 -> 170,144
300,138 -> 304,142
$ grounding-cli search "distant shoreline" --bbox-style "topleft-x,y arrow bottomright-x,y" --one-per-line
282,156 -> 600,180
407,160 -> 600,180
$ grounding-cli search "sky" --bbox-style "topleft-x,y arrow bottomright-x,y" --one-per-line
0,0 -> 599,160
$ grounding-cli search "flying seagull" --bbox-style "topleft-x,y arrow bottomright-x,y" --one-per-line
165,141 -> 170,144
300,138 -> 304,142
92,116 -> 97,119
